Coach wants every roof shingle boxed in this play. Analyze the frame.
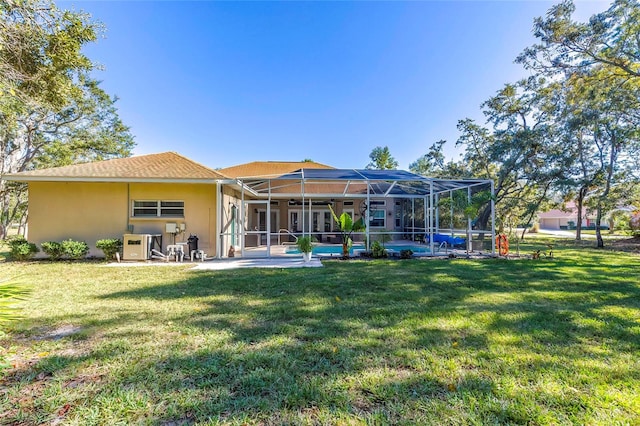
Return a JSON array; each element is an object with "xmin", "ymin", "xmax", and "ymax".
[
  {"xmin": 6, "ymin": 152, "xmax": 228, "ymax": 181},
  {"xmin": 219, "ymin": 161, "xmax": 334, "ymax": 179}
]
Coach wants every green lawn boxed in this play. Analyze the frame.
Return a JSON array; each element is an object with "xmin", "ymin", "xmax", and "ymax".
[{"xmin": 1, "ymin": 244, "xmax": 639, "ymax": 425}]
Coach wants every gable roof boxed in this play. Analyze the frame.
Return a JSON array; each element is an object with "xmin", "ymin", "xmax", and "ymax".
[
  {"xmin": 4, "ymin": 152, "xmax": 228, "ymax": 183},
  {"xmin": 219, "ymin": 161, "xmax": 334, "ymax": 179}
]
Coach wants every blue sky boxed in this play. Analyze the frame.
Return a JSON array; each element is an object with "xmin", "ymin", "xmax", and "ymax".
[{"xmin": 64, "ymin": 1, "xmax": 610, "ymax": 170}]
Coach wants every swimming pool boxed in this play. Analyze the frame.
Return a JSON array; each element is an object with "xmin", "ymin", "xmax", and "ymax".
[{"xmin": 285, "ymin": 244, "xmax": 430, "ymax": 255}]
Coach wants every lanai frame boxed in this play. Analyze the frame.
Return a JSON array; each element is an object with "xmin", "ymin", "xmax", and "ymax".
[{"xmin": 219, "ymin": 169, "xmax": 495, "ymax": 258}]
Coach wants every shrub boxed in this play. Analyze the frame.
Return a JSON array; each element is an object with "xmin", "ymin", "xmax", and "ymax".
[
  {"xmin": 371, "ymin": 241, "xmax": 387, "ymax": 258},
  {"xmin": 61, "ymin": 239, "xmax": 89, "ymax": 260},
  {"xmin": 400, "ymin": 249, "xmax": 413, "ymax": 259},
  {"xmin": 41, "ymin": 241, "xmax": 64, "ymax": 260},
  {"xmin": 295, "ymin": 236, "xmax": 315, "ymax": 253},
  {"xmin": 96, "ymin": 238, "xmax": 122, "ymax": 260},
  {"xmin": 7, "ymin": 236, "xmax": 39, "ymax": 261}
]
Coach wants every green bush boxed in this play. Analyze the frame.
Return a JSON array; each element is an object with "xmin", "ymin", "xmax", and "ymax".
[
  {"xmin": 295, "ymin": 236, "xmax": 315, "ymax": 253},
  {"xmin": 400, "ymin": 249, "xmax": 413, "ymax": 259},
  {"xmin": 371, "ymin": 241, "xmax": 387, "ymax": 258},
  {"xmin": 7, "ymin": 236, "xmax": 39, "ymax": 261},
  {"xmin": 41, "ymin": 241, "xmax": 64, "ymax": 260},
  {"xmin": 61, "ymin": 239, "xmax": 89, "ymax": 260},
  {"xmin": 96, "ymin": 238, "xmax": 122, "ymax": 260}
]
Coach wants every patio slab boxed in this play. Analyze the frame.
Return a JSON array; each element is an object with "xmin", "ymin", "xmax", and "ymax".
[
  {"xmin": 104, "ymin": 256, "xmax": 322, "ymax": 270},
  {"xmin": 190, "ymin": 257, "xmax": 323, "ymax": 270}
]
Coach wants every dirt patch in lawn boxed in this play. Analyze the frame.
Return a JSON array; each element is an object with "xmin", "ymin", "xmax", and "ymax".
[{"xmin": 610, "ymin": 236, "xmax": 640, "ymax": 253}]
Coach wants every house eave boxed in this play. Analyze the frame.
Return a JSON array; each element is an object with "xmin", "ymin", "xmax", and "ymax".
[{"xmin": 3, "ymin": 175, "xmax": 234, "ymax": 184}]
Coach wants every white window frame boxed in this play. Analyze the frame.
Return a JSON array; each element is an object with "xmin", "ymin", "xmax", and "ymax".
[
  {"xmin": 132, "ymin": 200, "xmax": 185, "ymax": 218},
  {"xmin": 369, "ymin": 208, "xmax": 386, "ymax": 228}
]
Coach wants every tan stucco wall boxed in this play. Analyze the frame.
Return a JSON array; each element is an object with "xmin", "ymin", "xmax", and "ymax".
[
  {"xmin": 28, "ymin": 181, "xmax": 217, "ymax": 258},
  {"xmin": 128, "ymin": 183, "xmax": 217, "ymax": 256},
  {"xmin": 28, "ymin": 182, "xmax": 129, "ymax": 257}
]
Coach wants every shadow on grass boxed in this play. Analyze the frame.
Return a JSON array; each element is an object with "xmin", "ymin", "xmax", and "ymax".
[{"xmin": 5, "ymin": 252, "xmax": 640, "ymax": 424}]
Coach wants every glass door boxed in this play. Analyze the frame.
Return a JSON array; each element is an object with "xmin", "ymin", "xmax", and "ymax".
[{"xmin": 243, "ymin": 201, "xmax": 269, "ymax": 256}]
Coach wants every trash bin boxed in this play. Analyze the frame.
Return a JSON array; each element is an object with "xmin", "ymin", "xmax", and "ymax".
[{"xmin": 187, "ymin": 234, "xmax": 199, "ymax": 256}]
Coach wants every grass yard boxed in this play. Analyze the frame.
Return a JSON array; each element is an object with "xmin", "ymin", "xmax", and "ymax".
[{"xmin": 1, "ymin": 243, "xmax": 639, "ymax": 425}]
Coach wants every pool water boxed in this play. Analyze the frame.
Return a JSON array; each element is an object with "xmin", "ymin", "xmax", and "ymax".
[{"xmin": 285, "ymin": 244, "xmax": 430, "ymax": 255}]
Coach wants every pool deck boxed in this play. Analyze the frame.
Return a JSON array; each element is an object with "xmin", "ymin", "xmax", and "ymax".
[{"xmin": 104, "ymin": 242, "xmax": 491, "ymax": 270}]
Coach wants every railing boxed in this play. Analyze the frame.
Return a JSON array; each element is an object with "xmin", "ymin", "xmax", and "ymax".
[{"xmin": 277, "ymin": 229, "xmax": 298, "ymax": 245}]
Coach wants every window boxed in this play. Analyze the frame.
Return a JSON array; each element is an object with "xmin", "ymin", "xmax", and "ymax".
[
  {"xmin": 133, "ymin": 200, "xmax": 184, "ymax": 217},
  {"xmin": 370, "ymin": 209, "xmax": 386, "ymax": 227}
]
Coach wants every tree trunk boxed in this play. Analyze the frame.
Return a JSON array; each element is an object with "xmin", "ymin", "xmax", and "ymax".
[
  {"xmin": 342, "ymin": 242, "xmax": 349, "ymax": 259},
  {"xmin": 595, "ymin": 206, "xmax": 604, "ymax": 248},
  {"xmin": 595, "ymin": 130, "xmax": 618, "ymax": 248},
  {"xmin": 575, "ymin": 187, "xmax": 587, "ymax": 241}
]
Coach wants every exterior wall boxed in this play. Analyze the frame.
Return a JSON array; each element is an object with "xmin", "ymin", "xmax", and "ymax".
[
  {"xmin": 539, "ymin": 218, "xmax": 562, "ymax": 230},
  {"xmin": 27, "ymin": 181, "xmax": 217, "ymax": 258},
  {"xmin": 28, "ymin": 182, "xmax": 128, "ymax": 257},
  {"xmin": 128, "ymin": 183, "xmax": 217, "ymax": 256},
  {"xmin": 539, "ymin": 217, "xmax": 592, "ymax": 230}
]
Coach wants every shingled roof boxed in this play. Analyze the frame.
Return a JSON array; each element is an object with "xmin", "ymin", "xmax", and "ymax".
[
  {"xmin": 5, "ymin": 152, "xmax": 228, "ymax": 182},
  {"xmin": 219, "ymin": 161, "xmax": 334, "ymax": 179}
]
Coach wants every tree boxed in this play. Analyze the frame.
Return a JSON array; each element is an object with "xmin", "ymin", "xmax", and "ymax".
[
  {"xmin": 366, "ymin": 146, "xmax": 398, "ymax": 170},
  {"xmin": 0, "ymin": 0, "xmax": 134, "ymax": 238},
  {"xmin": 410, "ymin": 140, "xmax": 472, "ymax": 179},
  {"xmin": 455, "ymin": 78, "xmax": 568, "ymax": 238},
  {"xmin": 517, "ymin": 0, "xmax": 640, "ymax": 80},
  {"xmin": 569, "ymin": 67, "xmax": 639, "ymax": 247},
  {"xmin": 409, "ymin": 140, "xmax": 445, "ymax": 176},
  {"xmin": 517, "ymin": 0, "xmax": 640, "ymax": 247}
]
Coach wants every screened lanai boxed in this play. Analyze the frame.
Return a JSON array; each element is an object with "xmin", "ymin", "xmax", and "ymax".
[{"xmin": 218, "ymin": 168, "xmax": 495, "ymax": 258}]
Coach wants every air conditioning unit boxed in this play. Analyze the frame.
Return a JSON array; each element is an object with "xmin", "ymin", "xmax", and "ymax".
[{"xmin": 123, "ymin": 234, "xmax": 150, "ymax": 260}]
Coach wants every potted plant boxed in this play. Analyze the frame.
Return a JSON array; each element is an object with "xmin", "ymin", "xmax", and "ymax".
[{"xmin": 296, "ymin": 236, "xmax": 315, "ymax": 262}]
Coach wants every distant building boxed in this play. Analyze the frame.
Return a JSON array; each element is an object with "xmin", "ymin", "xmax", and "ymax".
[{"xmin": 538, "ymin": 202, "xmax": 596, "ymax": 230}]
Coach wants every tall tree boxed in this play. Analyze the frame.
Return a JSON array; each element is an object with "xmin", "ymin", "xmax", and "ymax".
[
  {"xmin": 518, "ymin": 0, "xmax": 640, "ymax": 246},
  {"xmin": 366, "ymin": 146, "xmax": 398, "ymax": 170},
  {"xmin": 0, "ymin": 0, "xmax": 133, "ymax": 238},
  {"xmin": 455, "ymin": 78, "xmax": 567, "ymax": 237},
  {"xmin": 410, "ymin": 140, "xmax": 445, "ymax": 176},
  {"xmin": 517, "ymin": 0, "xmax": 640, "ymax": 79},
  {"xmin": 569, "ymin": 66, "xmax": 639, "ymax": 246}
]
